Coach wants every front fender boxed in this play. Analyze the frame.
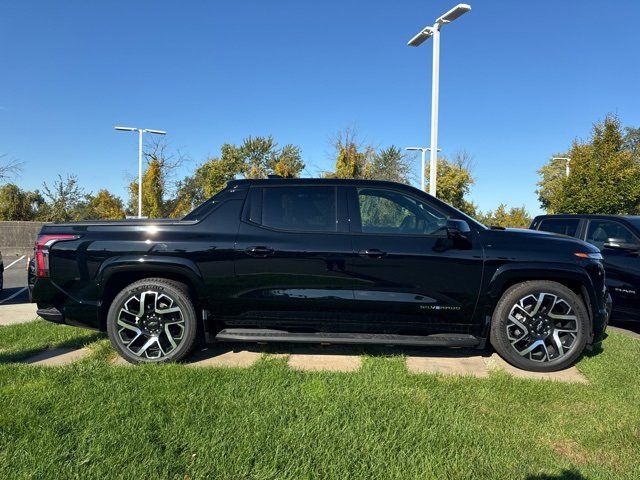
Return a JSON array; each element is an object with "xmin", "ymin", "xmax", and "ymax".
[
  {"xmin": 486, "ymin": 262, "xmax": 595, "ymax": 299},
  {"xmin": 96, "ymin": 255, "xmax": 207, "ymax": 299},
  {"xmin": 479, "ymin": 262, "xmax": 601, "ymax": 340}
]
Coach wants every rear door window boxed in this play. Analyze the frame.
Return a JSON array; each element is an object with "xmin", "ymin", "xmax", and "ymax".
[
  {"xmin": 537, "ymin": 218, "xmax": 580, "ymax": 237},
  {"xmin": 261, "ymin": 186, "xmax": 337, "ymax": 232}
]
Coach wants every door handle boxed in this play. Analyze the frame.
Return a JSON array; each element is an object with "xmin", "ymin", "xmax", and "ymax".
[
  {"xmin": 359, "ymin": 249, "xmax": 387, "ymax": 259},
  {"xmin": 245, "ymin": 246, "xmax": 275, "ymax": 257}
]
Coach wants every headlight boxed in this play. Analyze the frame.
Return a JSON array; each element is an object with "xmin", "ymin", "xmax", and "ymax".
[{"xmin": 574, "ymin": 252, "xmax": 603, "ymax": 260}]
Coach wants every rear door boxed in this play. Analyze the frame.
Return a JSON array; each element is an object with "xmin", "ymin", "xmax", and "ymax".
[
  {"xmin": 583, "ymin": 219, "xmax": 640, "ymax": 321},
  {"xmin": 343, "ymin": 185, "xmax": 484, "ymax": 335},
  {"xmin": 232, "ymin": 184, "xmax": 357, "ymax": 330}
]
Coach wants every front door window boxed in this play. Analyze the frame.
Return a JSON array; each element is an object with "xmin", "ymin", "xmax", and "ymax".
[
  {"xmin": 356, "ymin": 188, "xmax": 447, "ymax": 235},
  {"xmin": 586, "ymin": 220, "xmax": 638, "ymax": 250}
]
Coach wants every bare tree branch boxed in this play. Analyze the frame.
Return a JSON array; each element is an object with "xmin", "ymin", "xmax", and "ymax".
[{"xmin": 0, "ymin": 153, "xmax": 23, "ymax": 181}]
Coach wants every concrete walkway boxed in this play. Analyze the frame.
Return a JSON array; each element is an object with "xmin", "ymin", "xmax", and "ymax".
[
  {"xmin": 11, "ymin": 343, "xmax": 589, "ymax": 383},
  {"xmin": 0, "ymin": 303, "xmax": 38, "ymax": 326},
  {"xmin": 107, "ymin": 345, "xmax": 588, "ymax": 382}
]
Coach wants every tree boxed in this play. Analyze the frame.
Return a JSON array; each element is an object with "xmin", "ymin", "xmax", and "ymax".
[
  {"xmin": 0, "ymin": 184, "xmax": 43, "ymax": 220},
  {"xmin": 228, "ymin": 136, "xmax": 305, "ymax": 179},
  {"xmin": 0, "ymin": 154, "xmax": 22, "ymax": 182},
  {"xmin": 269, "ymin": 144, "xmax": 304, "ymax": 178},
  {"xmin": 326, "ymin": 128, "xmax": 370, "ymax": 179},
  {"xmin": 83, "ymin": 190, "xmax": 125, "ymax": 220},
  {"xmin": 536, "ymin": 155, "xmax": 569, "ymax": 213},
  {"xmin": 40, "ymin": 174, "xmax": 87, "ymax": 222},
  {"xmin": 427, "ymin": 151, "xmax": 477, "ymax": 216},
  {"xmin": 478, "ymin": 204, "xmax": 532, "ymax": 228},
  {"xmin": 623, "ymin": 126, "xmax": 640, "ymax": 160},
  {"xmin": 171, "ymin": 151, "xmax": 243, "ymax": 217},
  {"xmin": 537, "ymin": 116, "xmax": 640, "ymax": 214},
  {"xmin": 127, "ymin": 139, "xmax": 185, "ymax": 218},
  {"xmin": 171, "ymin": 136, "xmax": 305, "ymax": 217},
  {"xmin": 363, "ymin": 146, "xmax": 412, "ymax": 184}
]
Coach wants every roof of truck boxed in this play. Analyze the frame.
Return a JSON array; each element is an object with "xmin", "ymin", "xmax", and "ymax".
[{"xmin": 227, "ymin": 177, "xmax": 426, "ymax": 190}]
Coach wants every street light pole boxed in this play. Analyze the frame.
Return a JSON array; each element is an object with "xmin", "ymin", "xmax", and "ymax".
[
  {"xmin": 115, "ymin": 126, "xmax": 167, "ymax": 218},
  {"xmin": 408, "ymin": 3, "xmax": 471, "ymax": 198},
  {"xmin": 405, "ymin": 147, "xmax": 430, "ymax": 191},
  {"xmin": 405, "ymin": 146, "xmax": 441, "ymax": 192},
  {"xmin": 137, "ymin": 129, "xmax": 143, "ymax": 219},
  {"xmin": 429, "ymin": 27, "xmax": 440, "ymax": 197},
  {"xmin": 553, "ymin": 157, "xmax": 571, "ymax": 177}
]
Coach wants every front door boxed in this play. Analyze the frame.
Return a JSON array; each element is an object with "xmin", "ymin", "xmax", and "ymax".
[
  {"xmin": 343, "ymin": 186, "xmax": 484, "ymax": 335},
  {"xmin": 584, "ymin": 219, "xmax": 640, "ymax": 321},
  {"xmin": 232, "ymin": 184, "xmax": 356, "ymax": 331}
]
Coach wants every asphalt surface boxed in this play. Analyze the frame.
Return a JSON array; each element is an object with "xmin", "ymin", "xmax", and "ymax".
[{"xmin": 0, "ymin": 254, "xmax": 29, "ymax": 305}]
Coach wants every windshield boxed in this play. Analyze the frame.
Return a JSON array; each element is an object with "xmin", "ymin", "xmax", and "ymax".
[{"xmin": 624, "ymin": 217, "xmax": 640, "ymax": 232}]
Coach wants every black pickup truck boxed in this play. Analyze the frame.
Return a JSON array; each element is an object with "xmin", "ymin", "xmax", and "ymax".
[
  {"xmin": 531, "ymin": 214, "xmax": 640, "ymax": 323},
  {"xmin": 30, "ymin": 178, "xmax": 610, "ymax": 371}
]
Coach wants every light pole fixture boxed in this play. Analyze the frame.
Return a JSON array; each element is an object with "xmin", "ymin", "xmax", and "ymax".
[
  {"xmin": 408, "ymin": 3, "xmax": 471, "ymax": 197},
  {"xmin": 115, "ymin": 126, "xmax": 167, "ymax": 218},
  {"xmin": 552, "ymin": 157, "xmax": 571, "ymax": 177},
  {"xmin": 405, "ymin": 146, "xmax": 441, "ymax": 193}
]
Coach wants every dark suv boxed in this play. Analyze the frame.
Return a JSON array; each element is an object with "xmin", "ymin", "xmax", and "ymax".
[
  {"xmin": 30, "ymin": 179, "xmax": 609, "ymax": 371},
  {"xmin": 531, "ymin": 214, "xmax": 640, "ymax": 322}
]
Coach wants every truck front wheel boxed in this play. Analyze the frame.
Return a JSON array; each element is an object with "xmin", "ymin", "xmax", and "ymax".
[
  {"xmin": 106, "ymin": 278, "xmax": 198, "ymax": 364},
  {"xmin": 490, "ymin": 280, "xmax": 589, "ymax": 372}
]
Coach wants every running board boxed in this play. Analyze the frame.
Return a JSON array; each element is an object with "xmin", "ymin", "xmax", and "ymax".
[{"xmin": 215, "ymin": 329, "xmax": 480, "ymax": 348}]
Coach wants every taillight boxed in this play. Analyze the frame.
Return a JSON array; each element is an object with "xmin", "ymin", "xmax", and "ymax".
[{"xmin": 35, "ymin": 234, "xmax": 78, "ymax": 278}]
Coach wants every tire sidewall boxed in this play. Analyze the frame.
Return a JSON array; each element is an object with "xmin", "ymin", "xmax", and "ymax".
[
  {"xmin": 107, "ymin": 279, "xmax": 197, "ymax": 364},
  {"xmin": 490, "ymin": 281, "xmax": 589, "ymax": 372}
]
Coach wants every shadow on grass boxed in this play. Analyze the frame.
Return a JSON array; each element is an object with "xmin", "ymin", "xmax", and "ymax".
[
  {"xmin": 0, "ymin": 331, "xmax": 105, "ymax": 364},
  {"xmin": 526, "ymin": 468, "xmax": 587, "ymax": 480},
  {"xmin": 582, "ymin": 340, "xmax": 605, "ymax": 359}
]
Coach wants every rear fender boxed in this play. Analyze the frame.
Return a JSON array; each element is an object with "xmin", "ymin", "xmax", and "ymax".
[{"xmin": 96, "ymin": 255, "xmax": 207, "ymax": 300}]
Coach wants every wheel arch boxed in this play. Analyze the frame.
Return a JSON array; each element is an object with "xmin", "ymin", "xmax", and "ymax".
[
  {"xmin": 481, "ymin": 263, "xmax": 597, "ymax": 342},
  {"xmin": 96, "ymin": 256, "xmax": 206, "ymax": 331}
]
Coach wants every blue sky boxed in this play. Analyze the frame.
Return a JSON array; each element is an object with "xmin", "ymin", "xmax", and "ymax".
[{"xmin": 1, "ymin": 0, "xmax": 639, "ymax": 215}]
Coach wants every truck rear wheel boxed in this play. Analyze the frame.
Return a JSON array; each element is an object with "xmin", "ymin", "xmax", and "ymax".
[
  {"xmin": 106, "ymin": 278, "xmax": 198, "ymax": 364},
  {"xmin": 490, "ymin": 280, "xmax": 589, "ymax": 372}
]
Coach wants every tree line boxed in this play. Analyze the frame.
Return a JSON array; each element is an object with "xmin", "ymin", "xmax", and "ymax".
[
  {"xmin": 537, "ymin": 115, "xmax": 640, "ymax": 214},
  {"xmin": 3, "ymin": 116, "xmax": 636, "ymax": 227},
  {"xmin": 0, "ymin": 130, "xmax": 532, "ymax": 227}
]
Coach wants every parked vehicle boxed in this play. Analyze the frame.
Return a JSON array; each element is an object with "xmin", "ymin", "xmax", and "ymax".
[
  {"xmin": 29, "ymin": 179, "xmax": 610, "ymax": 371},
  {"xmin": 531, "ymin": 214, "xmax": 640, "ymax": 323}
]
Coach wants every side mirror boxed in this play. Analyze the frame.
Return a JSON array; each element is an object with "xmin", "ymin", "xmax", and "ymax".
[
  {"xmin": 603, "ymin": 238, "xmax": 640, "ymax": 252},
  {"xmin": 446, "ymin": 219, "xmax": 471, "ymax": 237}
]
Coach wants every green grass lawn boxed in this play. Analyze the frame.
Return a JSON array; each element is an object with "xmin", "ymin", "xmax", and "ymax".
[{"xmin": 1, "ymin": 321, "xmax": 639, "ymax": 479}]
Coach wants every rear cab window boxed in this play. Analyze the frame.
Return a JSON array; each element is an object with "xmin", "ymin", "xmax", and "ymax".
[{"xmin": 247, "ymin": 186, "xmax": 337, "ymax": 233}]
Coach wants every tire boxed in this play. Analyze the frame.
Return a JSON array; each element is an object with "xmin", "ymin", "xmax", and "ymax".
[
  {"xmin": 106, "ymin": 278, "xmax": 198, "ymax": 364},
  {"xmin": 489, "ymin": 280, "xmax": 589, "ymax": 372}
]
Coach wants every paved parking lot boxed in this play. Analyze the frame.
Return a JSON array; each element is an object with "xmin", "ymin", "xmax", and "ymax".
[{"xmin": 0, "ymin": 254, "xmax": 37, "ymax": 326}]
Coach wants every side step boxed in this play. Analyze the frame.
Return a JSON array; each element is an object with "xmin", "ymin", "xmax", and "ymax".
[{"xmin": 215, "ymin": 328, "xmax": 480, "ymax": 348}]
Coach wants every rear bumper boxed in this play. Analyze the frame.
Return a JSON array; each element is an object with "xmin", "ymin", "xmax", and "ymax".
[
  {"xmin": 30, "ymin": 276, "xmax": 100, "ymax": 330},
  {"xmin": 36, "ymin": 306, "xmax": 65, "ymax": 324}
]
